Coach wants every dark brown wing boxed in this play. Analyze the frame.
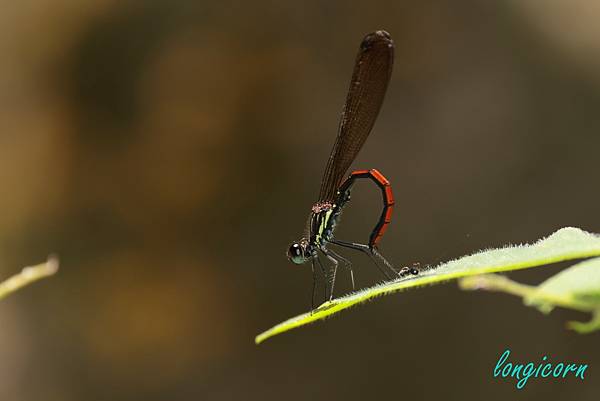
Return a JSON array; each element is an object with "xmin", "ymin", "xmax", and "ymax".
[{"xmin": 318, "ymin": 30, "xmax": 394, "ymax": 202}]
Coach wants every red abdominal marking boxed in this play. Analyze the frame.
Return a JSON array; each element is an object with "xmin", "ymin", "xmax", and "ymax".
[{"xmin": 338, "ymin": 168, "xmax": 394, "ymax": 248}]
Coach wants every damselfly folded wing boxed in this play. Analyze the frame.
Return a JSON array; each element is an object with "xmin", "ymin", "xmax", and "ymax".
[{"xmin": 318, "ymin": 31, "xmax": 394, "ymax": 202}]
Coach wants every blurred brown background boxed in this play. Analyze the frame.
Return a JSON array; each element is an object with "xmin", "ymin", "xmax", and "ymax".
[{"xmin": 0, "ymin": 0, "xmax": 599, "ymax": 399}]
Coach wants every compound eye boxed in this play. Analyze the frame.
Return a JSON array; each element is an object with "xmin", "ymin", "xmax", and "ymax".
[{"xmin": 287, "ymin": 243, "xmax": 306, "ymax": 265}]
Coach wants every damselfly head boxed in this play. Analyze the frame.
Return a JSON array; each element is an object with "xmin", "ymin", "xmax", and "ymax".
[{"xmin": 287, "ymin": 239, "xmax": 309, "ymax": 265}]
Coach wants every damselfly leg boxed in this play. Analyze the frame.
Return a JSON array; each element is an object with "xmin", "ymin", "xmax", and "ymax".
[
  {"xmin": 330, "ymin": 239, "xmax": 396, "ymax": 279},
  {"xmin": 311, "ymin": 253, "xmax": 328, "ymax": 311},
  {"xmin": 326, "ymin": 248, "xmax": 355, "ymax": 290}
]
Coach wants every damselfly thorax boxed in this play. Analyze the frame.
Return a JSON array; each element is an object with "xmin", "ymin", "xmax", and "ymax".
[{"xmin": 308, "ymin": 201, "xmax": 340, "ymax": 248}]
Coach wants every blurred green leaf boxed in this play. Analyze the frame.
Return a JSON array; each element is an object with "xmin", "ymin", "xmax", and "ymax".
[
  {"xmin": 0, "ymin": 256, "xmax": 59, "ymax": 300},
  {"xmin": 461, "ymin": 257, "xmax": 600, "ymax": 334},
  {"xmin": 256, "ymin": 227, "xmax": 600, "ymax": 344},
  {"xmin": 529, "ymin": 257, "xmax": 600, "ymax": 308}
]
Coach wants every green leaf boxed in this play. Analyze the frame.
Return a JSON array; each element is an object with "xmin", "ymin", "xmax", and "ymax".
[
  {"xmin": 256, "ymin": 227, "xmax": 600, "ymax": 344},
  {"xmin": 0, "ymin": 256, "xmax": 59, "ymax": 300},
  {"xmin": 460, "ymin": 257, "xmax": 600, "ymax": 333},
  {"xmin": 528, "ymin": 257, "xmax": 600, "ymax": 309}
]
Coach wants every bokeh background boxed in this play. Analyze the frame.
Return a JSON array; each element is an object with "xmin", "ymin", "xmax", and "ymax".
[{"xmin": 1, "ymin": 0, "xmax": 599, "ymax": 399}]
